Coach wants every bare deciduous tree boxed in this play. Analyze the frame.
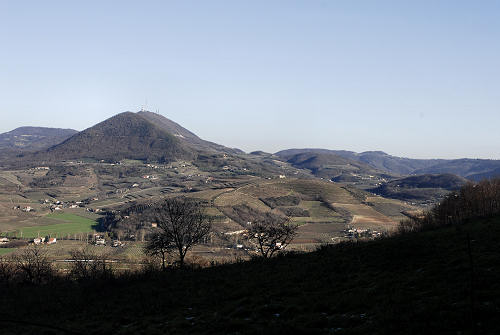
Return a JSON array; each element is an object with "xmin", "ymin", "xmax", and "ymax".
[
  {"xmin": 13, "ymin": 246, "xmax": 54, "ymax": 284},
  {"xmin": 69, "ymin": 247, "xmax": 113, "ymax": 280},
  {"xmin": 248, "ymin": 215, "xmax": 297, "ymax": 258},
  {"xmin": 143, "ymin": 231, "xmax": 173, "ymax": 270},
  {"xmin": 0, "ymin": 257, "xmax": 15, "ymax": 283},
  {"xmin": 140, "ymin": 197, "xmax": 212, "ymax": 267}
]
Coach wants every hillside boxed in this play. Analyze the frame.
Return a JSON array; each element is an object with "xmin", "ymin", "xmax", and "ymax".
[
  {"xmin": 276, "ymin": 149, "xmax": 444, "ymax": 175},
  {"xmin": 0, "ymin": 127, "xmax": 77, "ymax": 152},
  {"xmin": 138, "ymin": 111, "xmax": 243, "ymax": 155},
  {"xmin": 40, "ymin": 112, "xmax": 194, "ymax": 162},
  {"xmin": 275, "ymin": 150, "xmax": 391, "ymax": 184},
  {"xmin": 371, "ymin": 173, "xmax": 468, "ymax": 202},
  {"xmin": 1, "ymin": 216, "xmax": 498, "ymax": 334}
]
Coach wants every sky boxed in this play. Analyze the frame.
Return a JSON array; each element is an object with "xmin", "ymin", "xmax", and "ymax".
[{"xmin": 0, "ymin": 1, "xmax": 499, "ymax": 159}]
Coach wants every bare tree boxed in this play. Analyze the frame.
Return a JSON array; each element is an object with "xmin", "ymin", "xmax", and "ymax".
[
  {"xmin": 69, "ymin": 247, "xmax": 113, "ymax": 280},
  {"xmin": 248, "ymin": 215, "xmax": 298, "ymax": 258},
  {"xmin": 143, "ymin": 231, "xmax": 173, "ymax": 270},
  {"xmin": 0, "ymin": 257, "xmax": 15, "ymax": 283},
  {"xmin": 13, "ymin": 246, "xmax": 54, "ymax": 283},
  {"xmin": 140, "ymin": 197, "xmax": 212, "ymax": 267}
]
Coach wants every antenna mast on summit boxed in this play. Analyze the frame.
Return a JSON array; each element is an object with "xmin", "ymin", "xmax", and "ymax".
[{"xmin": 140, "ymin": 98, "xmax": 149, "ymax": 113}]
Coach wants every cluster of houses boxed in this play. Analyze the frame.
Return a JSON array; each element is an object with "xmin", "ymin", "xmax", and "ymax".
[
  {"xmin": 223, "ymin": 229, "xmax": 253, "ymax": 251},
  {"xmin": 112, "ymin": 240, "xmax": 124, "ymax": 247},
  {"xmin": 93, "ymin": 234, "xmax": 106, "ymax": 246},
  {"xmin": 47, "ymin": 199, "xmax": 80, "ymax": 212},
  {"xmin": 32, "ymin": 237, "xmax": 57, "ymax": 245},
  {"xmin": 343, "ymin": 228, "xmax": 382, "ymax": 239},
  {"xmin": 12, "ymin": 205, "xmax": 34, "ymax": 212},
  {"xmin": 42, "ymin": 197, "xmax": 101, "ymax": 213},
  {"xmin": 13, "ymin": 198, "xmax": 92, "ymax": 213},
  {"xmin": 91, "ymin": 234, "xmax": 124, "ymax": 248}
]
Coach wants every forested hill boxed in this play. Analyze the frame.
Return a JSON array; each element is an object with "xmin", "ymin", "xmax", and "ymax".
[{"xmin": 40, "ymin": 112, "xmax": 194, "ymax": 162}]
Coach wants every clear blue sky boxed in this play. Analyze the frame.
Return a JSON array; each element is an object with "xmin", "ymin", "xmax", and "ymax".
[{"xmin": 1, "ymin": 1, "xmax": 499, "ymax": 159}]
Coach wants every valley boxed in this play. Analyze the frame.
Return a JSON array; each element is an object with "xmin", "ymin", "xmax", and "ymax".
[
  {"xmin": 0, "ymin": 110, "xmax": 496, "ymax": 268},
  {"xmin": 0, "ymin": 157, "xmax": 416, "ymax": 264}
]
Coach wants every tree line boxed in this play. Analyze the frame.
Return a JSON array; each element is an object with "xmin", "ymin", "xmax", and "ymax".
[{"xmin": 399, "ymin": 178, "xmax": 500, "ymax": 232}]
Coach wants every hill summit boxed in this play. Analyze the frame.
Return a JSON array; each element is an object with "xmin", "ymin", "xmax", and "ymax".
[
  {"xmin": 43, "ymin": 112, "xmax": 193, "ymax": 162},
  {"xmin": 138, "ymin": 111, "xmax": 242, "ymax": 154}
]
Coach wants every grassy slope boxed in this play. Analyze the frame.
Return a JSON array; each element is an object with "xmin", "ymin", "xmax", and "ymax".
[
  {"xmin": 10, "ymin": 213, "xmax": 98, "ymax": 238},
  {"xmin": 1, "ymin": 217, "xmax": 499, "ymax": 334}
]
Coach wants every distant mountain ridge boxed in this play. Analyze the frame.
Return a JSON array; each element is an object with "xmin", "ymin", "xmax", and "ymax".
[
  {"xmin": 2, "ymin": 115, "xmax": 499, "ymax": 182},
  {"xmin": 276, "ymin": 148, "xmax": 500, "ymax": 180},
  {"xmin": 0, "ymin": 126, "xmax": 77, "ymax": 152}
]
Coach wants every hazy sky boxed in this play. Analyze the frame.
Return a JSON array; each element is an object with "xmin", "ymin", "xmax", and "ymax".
[{"xmin": 1, "ymin": 1, "xmax": 499, "ymax": 159}]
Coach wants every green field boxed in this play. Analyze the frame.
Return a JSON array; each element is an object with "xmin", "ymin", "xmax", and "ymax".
[
  {"xmin": 13, "ymin": 213, "xmax": 98, "ymax": 238},
  {"xmin": 0, "ymin": 248, "xmax": 15, "ymax": 256}
]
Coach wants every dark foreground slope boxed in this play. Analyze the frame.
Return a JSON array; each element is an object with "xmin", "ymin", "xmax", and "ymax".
[{"xmin": 2, "ymin": 217, "xmax": 500, "ymax": 334}]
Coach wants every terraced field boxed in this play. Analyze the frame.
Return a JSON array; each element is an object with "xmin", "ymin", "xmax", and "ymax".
[
  {"xmin": 206, "ymin": 178, "xmax": 414, "ymax": 244},
  {"xmin": 364, "ymin": 196, "xmax": 417, "ymax": 220},
  {"xmin": 332, "ymin": 203, "xmax": 398, "ymax": 231}
]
